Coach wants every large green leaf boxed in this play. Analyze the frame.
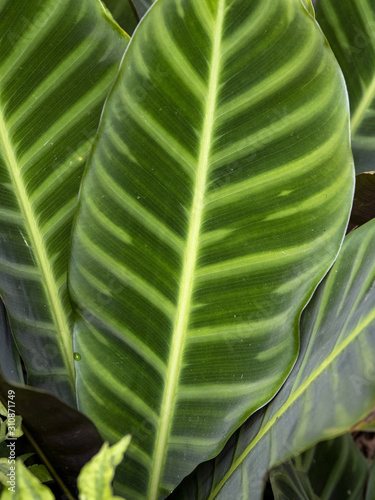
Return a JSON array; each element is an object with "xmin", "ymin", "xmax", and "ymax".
[
  {"xmin": 270, "ymin": 435, "xmax": 369, "ymax": 500},
  {"xmin": 69, "ymin": 0, "xmax": 353, "ymax": 497},
  {"xmin": 316, "ymin": 0, "xmax": 375, "ymax": 174},
  {"xmin": 0, "ymin": 0, "xmax": 129, "ymax": 403},
  {"xmin": 0, "ymin": 300, "xmax": 103, "ymax": 495},
  {"xmin": 171, "ymin": 218, "xmax": 375, "ymax": 500}
]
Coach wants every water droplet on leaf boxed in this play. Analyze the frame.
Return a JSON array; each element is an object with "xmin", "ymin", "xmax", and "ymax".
[{"xmin": 73, "ymin": 352, "xmax": 81, "ymax": 361}]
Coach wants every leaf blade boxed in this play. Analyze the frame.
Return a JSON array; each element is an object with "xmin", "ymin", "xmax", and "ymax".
[
  {"xmin": 0, "ymin": 461, "xmax": 54, "ymax": 500},
  {"xmin": 0, "ymin": 370, "xmax": 104, "ymax": 495},
  {"xmin": 316, "ymin": 0, "xmax": 375, "ymax": 174},
  {"xmin": 103, "ymin": 0, "xmax": 139, "ymax": 34},
  {"xmin": 70, "ymin": 0, "xmax": 354, "ymax": 497},
  {"xmin": 270, "ymin": 435, "xmax": 368, "ymax": 500},
  {"xmin": 78, "ymin": 436, "xmax": 130, "ymax": 500},
  {"xmin": 132, "ymin": 0, "xmax": 153, "ymax": 17},
  {"xmin": 0, "ymin": 0, "xmax": 129, "ymax": 402},
  {"xmin": 171, "ymin": 218, "xmax": 375, "ymax": 500}
]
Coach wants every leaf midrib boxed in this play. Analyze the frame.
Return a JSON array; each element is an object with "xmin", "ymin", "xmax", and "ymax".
[
  {"xmin": 147, "ymin": 1, "xmax": 226, "ymax": 497},
  {"xmin": 0, "ymin": 105, "xmax": 74, "ymax": 386},
  {"xmin": 210, "ymin": 302, "xmax": 375, "ymax": 498}
]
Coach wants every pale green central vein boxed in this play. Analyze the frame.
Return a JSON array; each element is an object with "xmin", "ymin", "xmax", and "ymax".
[
  {"xmin": 210, "ymin": 304, "xmax": 375, "ymax": 498},
  {"xmin": 0, "ymin": 106, "xmax": 74, "ymax": 386},
  {"xmin": 351, "ymin": 72, "xmax": 375, "ymax": 134},
  {"xmin": 147, "ymin": 2, "xmax": 225, "ymax": 498}
]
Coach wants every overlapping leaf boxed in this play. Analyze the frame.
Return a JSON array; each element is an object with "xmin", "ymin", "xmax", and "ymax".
[
  {"xmin": 77, "ymin": 436, "xmax": 131, "ymax": 500},
  {"xmin": 270, "ymin": 462, "xmax": 318, "ymax": 500},
  {"xmin": 348, "ymin": 172, "xmax": 375, "ymax": 232},
  {"xmin": 171, "ymin": 218, "xmax": 375, "ymax": 500},
  {"xmin": 316, "ymin": 0, "xmax": 375, "ymax": 174},
  {"xmin": 353, "ymin": 407, "xmax": 375, "ymax": 431},
  {"xmin": 0, "ymin": 461, "xmax": 54, "ymax": 500},
  {"xmin": 0, "ymin": 369, "xmax": 104, "ymax": 496},
  {"xmin": 0, "ymin": 0, "xmax": 129, "ymax": 403},
  {"xmin": 103, "ymin": 0, "xmax": 139, "ymax": 34},
  {"xmin": 0, "ymin": 301, "xmax": 23, "ymax": 384},
  {"xmin": 270, "ymin": 435, "xmax": 369, "ymax": 500},
  {"xmin": 132, "ymin": 0, "xmax": 153, "ymax": 18},
  {"xmin": 69, "ymin": 0, "xmax": 353, "ymax": 497}
]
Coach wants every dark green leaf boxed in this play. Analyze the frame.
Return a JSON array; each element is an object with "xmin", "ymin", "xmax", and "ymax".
[
  {"xmin": 348, "ymin": 173, "xmax": 375, "ymax": 233},
  {"xmin": 103, "ymin": 0, "xmax": 139, "ymax": 34},
  {"xmin": 170, "ymin": 218, "xmax": 375, "ymax": 500},
  {"xmin": 367, "ymin": 459, "xmax": 375, "ymax": 500},
  {"xmin": 0, "ymin": 0, "xmax": 129, "ymax": 404},
  {"xmin": 270, "ymin": 462, "xmax": 318, "ymax": 500},
  {"xmin": 316, "ymin": 0, "xmax": 375, "ymax": 174},
  {"xmin": 132, "ymin": 0, "xmax": 153, "ymax": 18},
  {"xmin": 0, "ymin": 301, "xmax": 23, "ymax": 385},
  {"xmin": 271, "ymin": 435, "xmax": 368, "ymax": 500},
  {"xmin": 69, "ymin": 0, "xmax": 353, "ymax": 498}
]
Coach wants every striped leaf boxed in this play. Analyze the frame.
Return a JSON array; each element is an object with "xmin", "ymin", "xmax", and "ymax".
[
  {"xmin": 316, "ymin": 0, "xmax": 375, "ymax": 174},
  {"xmin": 69, "ymin": 0, "xmax": 353, "ymax": 497},
  {"xmin": 270, "ymin": 435, "xmax": 369, "ymax": 500},
  {"xmin": 103, "ymin": 0, "xmax": 139, "ymax": 34},
  {"xmin": 0, "ymin": 0, "xmax": 129, "ymax": 403},
  {"xmin": 171, "ymin": 218, "xmax": 375, "ymax": 500}
]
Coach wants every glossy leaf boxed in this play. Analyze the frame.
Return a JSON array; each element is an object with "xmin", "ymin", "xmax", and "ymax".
[
  {"xmin": 0, "ymin": 0, "xmax": 129, "ymax": 403},
  {"xmin": 270, "ymin": 435, "xmax": 368, "ymax": 500},
  {"xmin": 104, "ymin": 0, "xmax": 139, "ymax": 34},
  {"xmin": 69, "ymin": 0, "xmax": 353, "ymax": 497},
  {"xmin": 316, "ymin": 0, "xmax": 375, "ymax": 174},
  {"xmin": 170, "ymin": 218, "xmax": 375, "ymax": 500},
  {"xmin": 78, "ymin": 436, "xmax": 131, "ymax": 500}
]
